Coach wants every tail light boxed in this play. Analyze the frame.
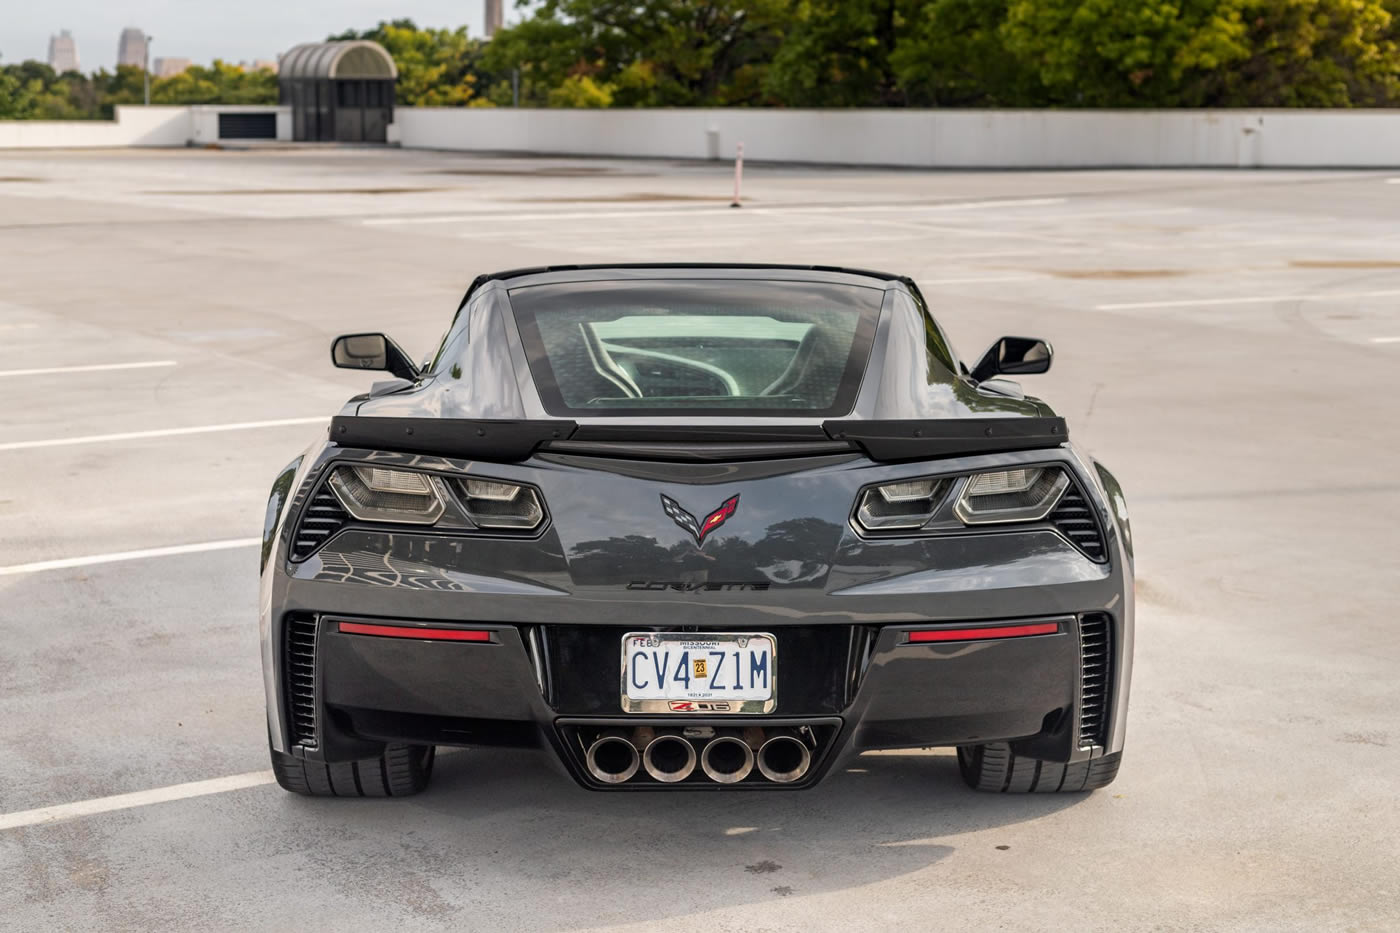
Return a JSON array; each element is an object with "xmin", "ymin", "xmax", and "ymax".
[
  {"xmin": 953, "ymin": 467, "xmax": 1068, "ymax": 524},
  {"xmin": 451, "ymin": 478, "xmax": 545, "ymax": 530},
  {"xmin": 325, "ymin": 466, "xmax": 545, "ymax": 533},
  {"xmin": 853, "ymin": 478, "xmax": 951, "ymax": 532}
]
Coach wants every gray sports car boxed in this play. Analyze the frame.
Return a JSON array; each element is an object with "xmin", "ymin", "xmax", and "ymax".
[{"xmin": 260, "ymin": 264, "xmax": 1133, "ymax": 795}]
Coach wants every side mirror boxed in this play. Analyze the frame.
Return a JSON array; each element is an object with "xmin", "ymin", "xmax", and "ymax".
[
  {"xmin": 331, "ymin": 333, "xmax": 420, "ymax": 381},
  {"xmin": 970, "ymin": 336, "xmax": 1052, "ymax": 383}
]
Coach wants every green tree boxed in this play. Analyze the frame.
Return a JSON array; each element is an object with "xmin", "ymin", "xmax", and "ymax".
[
  {"xmin": 331, "ymin": 20, "xmax": 484, "ymax": 106},
  {"xmin": 549, "ymin": 73, "xmax": 615, "ymax": 106},
  {"xmin": 0, "ymin": 70, "xmax": 40, "ymax": 119},
  {"xmin": 766, "ymin": 0, "xmax": 905, "ymax": 107},
  {"xmin": 1000, "ymin": 0, "xmax": 1253, "ymax": 106},
  {"xmin": 483, "ymin": 0, "xmax": 789, "ymax": 106},
  {"xmin": 890, "ymin": 0, "xmax": 1045, "ymax": 106},
  {"xmin": 1213, "ymin": 0, "xmax": 1400, "ymax": 105}
]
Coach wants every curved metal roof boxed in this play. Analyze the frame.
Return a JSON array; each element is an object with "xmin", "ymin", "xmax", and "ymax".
[{"xmin": 279, "ymin": 41, "xmax": 397, "ymax": 81}]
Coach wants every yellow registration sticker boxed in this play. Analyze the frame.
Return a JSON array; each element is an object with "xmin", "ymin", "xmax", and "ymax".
[{"xmin": 693, "ymin": 658, "xmax": 708, "ymax": 678}]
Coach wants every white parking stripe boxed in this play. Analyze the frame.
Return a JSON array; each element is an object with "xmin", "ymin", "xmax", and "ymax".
[
  {"xmin": 0, "ymin": 360, "xmax": 177, "ymax": 378},
  {"xmin": 1096, "ymin": 289, "xmax": 1400, "ymax": 311},
  {"xmin": 920, "ymin": 274, "xmax": 1041, "ymax": 286},
  {"xmin": 366, "ymin": 196, "xmax": 1068, "ymax": 227},
  {"xmin": 1372, "ymin": 336, "xmax": 1400, "ymax": 343},
  {"xmin": 0, "ymin": 416, "xmax": 326, "ymax": 452},
  {"xmin": 0, "ymin": 538, "xmax": 260, "ymax": 576},
  {"xmin": 0, "ymin": 771, "xmax": 276, "ymax": 831}
]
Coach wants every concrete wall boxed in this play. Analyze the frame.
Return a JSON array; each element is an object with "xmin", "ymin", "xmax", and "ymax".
[
  {"xmin": 0, "ymin": 107, "xmax": 192, "ymax": 149},
  {"xmin": 0, "ymin": 105, "xmax": 291, "ymax": 148},
  {"xmin": 394, "ymin": 107, "xmax": 1400, "ymax": 168}
]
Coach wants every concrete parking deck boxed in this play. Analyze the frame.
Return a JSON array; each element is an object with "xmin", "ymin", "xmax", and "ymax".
[{"xmin": 1, "ymin": 148, "xmax": 1397, "ymax": 931}]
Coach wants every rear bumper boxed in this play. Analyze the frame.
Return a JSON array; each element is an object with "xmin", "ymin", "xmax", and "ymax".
[{"xmin": 274, "ymin": 611, "xmax": 1121, "ymax": 789}]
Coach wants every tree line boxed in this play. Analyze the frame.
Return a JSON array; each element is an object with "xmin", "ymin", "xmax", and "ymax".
[
  {"xmin": 0, "ymin": 61, "xmax": 277, "ymax": 120},
  {"xmin": 5, "ymin": 0, "xmax": 1399, "ymax": 119}
]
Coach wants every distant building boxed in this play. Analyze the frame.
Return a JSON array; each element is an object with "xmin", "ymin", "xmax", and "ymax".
[
  {"xmin": 250, "ymin": 59, "xmax": 279, "ymax": 73},
  {"xmin": 117, "ymin": 28, "xmax": 148, "ymax": 68},
  {"xmin": 484, "ymin": 0, "xmax": 504, "ymax": 37},
  {"xmin": 48, "ymin": 30, "xmax": 80, "ymax": 73},
  {"xmin": 153, "ymin": 57, "xmax": 191, "ymax": 77}
]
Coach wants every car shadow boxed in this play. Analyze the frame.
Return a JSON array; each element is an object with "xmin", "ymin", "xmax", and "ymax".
[{"xmin": 288, "ymin": 745, "xmax": 1089, "ymax": 928}]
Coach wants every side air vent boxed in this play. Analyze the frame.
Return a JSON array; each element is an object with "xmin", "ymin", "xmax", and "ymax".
[
  {"xmin": 845, "ymin": 625, "xmax": 880, "ymax": 705},
  {"xmin": 1050, "ymin": 484, "xmax": 1107, "ymax": 561},
  {"xmin": 290, "ymin": 484, "xmax": 349, "ymax": 561},
  {"xmin": 284, "ymin": 614, "xmax": 319, "ymax": 747},
  {"xmin": 1077, "ymin": 614, "xmax": 1111, "ymax": 749}
]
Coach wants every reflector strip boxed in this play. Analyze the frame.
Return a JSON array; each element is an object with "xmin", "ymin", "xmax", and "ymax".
[
  {"xmin": 337, "ymin": 622, "xmax": 492, "ymax": 642},
  {"xmin": 907, "ymin": 622, "xmax": 1058, "ymax": 643}
]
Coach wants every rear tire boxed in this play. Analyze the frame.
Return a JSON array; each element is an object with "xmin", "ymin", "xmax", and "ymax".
[
  {"xmin": 271, "ymin": 742, "xmax": 436, "ymax": 797},
  {"xmin": 957, "ymin": 743, "xmax": 1120, "ymax": 793}
]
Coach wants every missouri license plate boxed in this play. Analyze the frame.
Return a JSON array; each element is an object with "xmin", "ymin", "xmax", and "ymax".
[{"xmin": 621, "ymin": 632, "xmax": 776, "ymax": 714}]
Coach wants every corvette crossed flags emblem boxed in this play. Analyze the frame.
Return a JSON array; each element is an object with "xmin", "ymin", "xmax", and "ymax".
[{"xmin": 660, "ymin": 493, "xmax": 740, "ymax": 547}]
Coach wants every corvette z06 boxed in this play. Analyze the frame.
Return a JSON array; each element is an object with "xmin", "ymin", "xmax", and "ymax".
[{"xmin": 260, "ymin": 265, "xmax": 1133, "ymax": 795}]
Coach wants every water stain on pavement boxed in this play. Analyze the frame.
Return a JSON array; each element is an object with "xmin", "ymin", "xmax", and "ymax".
[{"xmin": 745, "ymin": 860, "xmax": 782, "ymax": 874}]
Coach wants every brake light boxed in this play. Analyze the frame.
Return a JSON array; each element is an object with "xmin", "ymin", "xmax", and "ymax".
[
  {"xmin": 907, "ymin": 622, "xmax": 1058, "ymax": 643},
  {"xmin": 337, "ymin": 622, "xmax": 492, "ymax": 642}
]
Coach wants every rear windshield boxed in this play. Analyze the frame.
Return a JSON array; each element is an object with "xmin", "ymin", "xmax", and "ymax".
[{"xmin": 508, "ymin": 279, "xmax": 882, "ymax": 417}]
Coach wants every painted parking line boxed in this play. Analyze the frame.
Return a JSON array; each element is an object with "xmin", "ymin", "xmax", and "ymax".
[
  {"xmin": 1096, "ymin": 289, "xmax": 1400, "ymax": 311},
  {"xmin": 0, "ymin": 360, "xmax": 177, "ymax": 378},
  {"xmin": 366, "ymin": 196, "xmax": 1069, "ymax": 227},
  {"xmin": 0, "ymin": 538, "xmax": 260, "ymax": 576},
  {"xmin": 0, "ymin": 416, "xmax": 326, "ymax": 452},
  {"xmin": 1372, "ymin": 336, "xmax": 1400, "ymax": 344},
  {"xmin": 920, "ymin": 274, "xmax": 1042, "ymax": 286},
  {"xmin": 0, "ymin": 771, "xmax": 276, "ymax": 832}
]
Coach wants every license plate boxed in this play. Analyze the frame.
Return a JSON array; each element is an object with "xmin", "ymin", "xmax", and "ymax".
[{"xmin": 621, "ymin": 632, "xmax": 776, "ymax": 714}]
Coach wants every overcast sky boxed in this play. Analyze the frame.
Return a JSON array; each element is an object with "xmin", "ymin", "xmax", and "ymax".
[{"xmin": 2, "ymin": 2, "xmax": 520, "ymax": 72}]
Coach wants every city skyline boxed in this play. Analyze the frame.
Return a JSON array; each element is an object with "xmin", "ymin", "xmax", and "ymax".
[
  {"xmin": 47, "ymin": 29, "xmax": 79, "ymax": 72},
  {"xmin": 1, "ymin": 1, "xmax": 505, "ymax": 72}
]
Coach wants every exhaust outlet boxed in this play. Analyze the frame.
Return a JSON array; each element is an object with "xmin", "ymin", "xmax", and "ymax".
[
  {"xmin": 643, "ymin": 734, "xmax": 697, "ymax": 783},
  {"xmin": 757, "ymin": 733, "xmax": 812, "ymax": 784},
  {"xmin": 700, "ymin": 735, "xmax": 755, "ymax": 784},
  {"xmin": 585, "ymin": 732, "xmax": 640, "ymax": 784}
]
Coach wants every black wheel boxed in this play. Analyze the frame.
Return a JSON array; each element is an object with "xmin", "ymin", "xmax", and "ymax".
[
  {"xmin": 271, "ymin": 741, "xmax": 436, "ymax": 797},
  {"xmin": 957, "ymin": 743, "xmax": 1121, "ymax": 793}
]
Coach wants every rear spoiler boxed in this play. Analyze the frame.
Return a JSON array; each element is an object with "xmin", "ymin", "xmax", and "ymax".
[{"xmin": 328, "ymin": 416, "xmax": 1068, "ymax": 463}]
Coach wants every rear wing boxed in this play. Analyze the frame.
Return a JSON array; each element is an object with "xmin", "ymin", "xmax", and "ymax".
[{"xmin": 327, "ymin": 416, "xmax": 1068, "ymax": 464}]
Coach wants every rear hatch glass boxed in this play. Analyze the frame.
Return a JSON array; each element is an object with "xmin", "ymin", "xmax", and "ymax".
[{"xmin": 508, "ymin": 279, "xmax": 882, "ymax": 417}]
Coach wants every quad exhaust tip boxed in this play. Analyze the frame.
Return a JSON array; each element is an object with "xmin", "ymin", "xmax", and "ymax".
[
  {"xmin": 583, "ymin": 727, "xmax": 814, "ymax": 785},
  {"xmin": 585, "ymin": 734, "xmax": 640, "ymax": 784},
  {"xmin": 700, "ymin": 735, "xmax": 755, "ymax": 784},
  {"xmin": 756, "ymin": 734, "xmax": 812, "ymax": 784},
  {"xmin": 643, "ymin": 734, "xmax": 698, "ymax": 783}
]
